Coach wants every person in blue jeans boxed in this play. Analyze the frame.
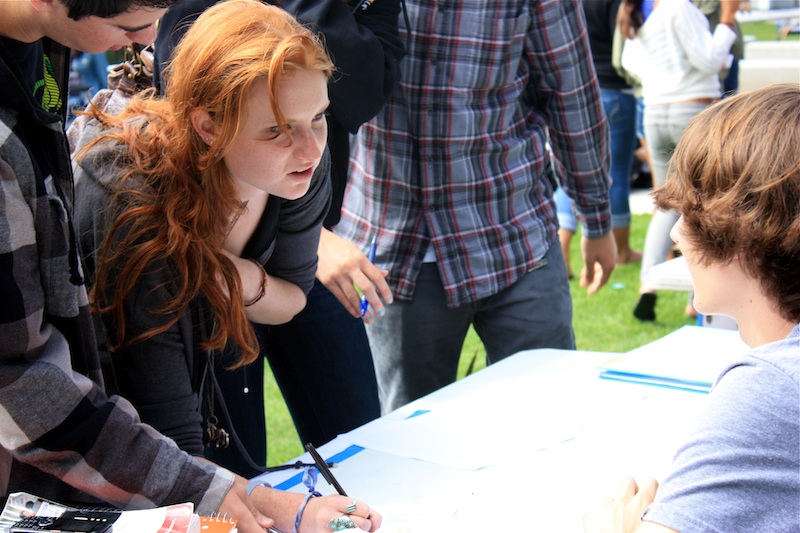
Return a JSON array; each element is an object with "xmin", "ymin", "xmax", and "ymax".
[{"xmin": 556, "ymin": 0, "xmax": 640, "ymax": 278}]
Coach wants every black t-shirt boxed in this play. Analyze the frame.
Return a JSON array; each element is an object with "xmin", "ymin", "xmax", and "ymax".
[
  {"xmin": 3, "ymin": 37, "xmax": 69, "ymax": 118},
  {"xmin": 581, "ymin": 0, "xmax": 631, "ymax": 90}
]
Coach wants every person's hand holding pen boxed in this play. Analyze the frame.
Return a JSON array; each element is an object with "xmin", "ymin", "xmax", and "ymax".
[
  {"xmin": 303, "ymin": 443, "xmax": 382, "ymax": 532},
  {"xmin": 247, "ymin": 443, "xmax": 383, "ymax": 532},
  {"xmin": 249, "ymin": 485, "xmax": 382, "ymax": 533},
  {"xmin": 316, "ymin": 228, "xmax": 393, "ymax": 321}
]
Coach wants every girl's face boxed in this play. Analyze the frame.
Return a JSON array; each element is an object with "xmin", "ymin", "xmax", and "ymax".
[{"xmin": 223, "ymin": 69, "xmax": 329, "ymax": 203}]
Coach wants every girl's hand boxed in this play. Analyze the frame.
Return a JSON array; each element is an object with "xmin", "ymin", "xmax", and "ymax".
[
  {"xmin": 250, "ymin": 488, "xmax": 383, "ymax": 533},
  {"xmin": 300, "ymin": 495, "xmax": 383, "ymax": 532}
]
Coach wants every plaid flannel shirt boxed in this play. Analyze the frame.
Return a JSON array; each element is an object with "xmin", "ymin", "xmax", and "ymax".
[
  {"xmin": 0, "ymin": 36, "xmax": 231, "ymax": 513},
  {"xmin": 337, "ymin": 0, "xmax": 611, "ymax": 308}
]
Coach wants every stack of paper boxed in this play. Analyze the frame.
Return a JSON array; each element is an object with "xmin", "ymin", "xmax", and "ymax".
[
  {"xmin": 111, "ymin": 502, "xmax": 196, "ymax": 532},
  {"xmin": 597, "ymin": 326, "xmax": 750, "ymax": 393}
]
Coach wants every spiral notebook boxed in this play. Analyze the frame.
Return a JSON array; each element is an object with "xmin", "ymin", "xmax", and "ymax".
[{"xmin": 198, "ymin": 514, "xmax": 237, "ymax": 533}]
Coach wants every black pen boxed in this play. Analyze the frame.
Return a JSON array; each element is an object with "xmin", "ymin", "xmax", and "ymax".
[{"xmin": 305, "ymin": 442, "xmax": 348, "ymax": 496}]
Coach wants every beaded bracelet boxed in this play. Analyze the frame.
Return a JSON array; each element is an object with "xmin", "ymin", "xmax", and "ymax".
[{"xmin": 244, "ymin": 258, "xmax": 268, "ymax": 307}]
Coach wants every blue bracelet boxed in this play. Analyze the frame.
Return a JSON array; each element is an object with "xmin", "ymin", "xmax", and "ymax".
[
  {"xmin": 293, "ymin": 491, "xmax": 320, "ymax": 533},
  {"xmin": 246, "ymin": 480, "xmax": 270, "ymax": 496},
  {"xmin": 294, "ymin": 467, "xmax": 322, "ymax": 533}
]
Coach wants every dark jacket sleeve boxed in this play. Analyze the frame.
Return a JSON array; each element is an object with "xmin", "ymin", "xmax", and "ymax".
[
  {"xmin": 109, "ymin": 261, "xmax": 207, "ymax": 456},
  {"xmin": 152, "ymin": 0, "xmax": 219, "ymax": 94},
  {"xmin": 281, "ymin": 0, "xmax": 406, "ymax": 227},
  {"xmin": 282, "ymin": 0, "xmax": 405, "ymax": 132}
]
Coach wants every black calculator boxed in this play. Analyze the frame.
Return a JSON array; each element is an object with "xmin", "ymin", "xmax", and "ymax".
[{"xmin": 10, "ymin": 509, "xmax": 120, "ymax": 533}]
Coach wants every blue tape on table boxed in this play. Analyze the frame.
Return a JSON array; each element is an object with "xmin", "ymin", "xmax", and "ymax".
[{"xmin": 275, "ymin": 444, "xmax": 365, "ymax": 491}]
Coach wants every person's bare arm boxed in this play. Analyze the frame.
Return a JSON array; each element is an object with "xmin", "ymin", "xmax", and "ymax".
[
  {"xmin": 222, "ymin": 250, "xmax": 307, "ymax": 325},
  {"xmin": 719, "ymin": 0, "xmax": 741, "ymax": 27}
]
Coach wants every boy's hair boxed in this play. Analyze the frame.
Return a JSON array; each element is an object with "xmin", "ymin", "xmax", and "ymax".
[
  {"xmin": 654, "ymin": 83, "xmax": 800, "ymax": 322},
  {"xmin": 60, "ymin": 0, "xmax": 180, "ymax": 20}
]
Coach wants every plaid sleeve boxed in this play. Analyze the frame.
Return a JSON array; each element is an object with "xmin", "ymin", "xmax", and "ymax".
[
  {"xmin": 527, "ymin": 0, "xmax": 612, "ymax": 238},
  {"xmin": 0, "ymin": 109, "xmax": 232, "ymax": 514}
]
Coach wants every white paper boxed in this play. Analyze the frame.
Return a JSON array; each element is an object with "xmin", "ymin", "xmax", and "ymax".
[{"xmin": 347, "ymin": 366, "xmax": 646, "ymax": 470}]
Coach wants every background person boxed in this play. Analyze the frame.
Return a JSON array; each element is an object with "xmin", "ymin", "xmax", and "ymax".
[
  {"xmin": 336, "ymin": 0, "xmax": 617, "ymax": 414},
  {"xmin": 67, "ymin": 51, "xmax": 109, "ymax": 125},
  {"xmin": 693, "ymin": 0, "xmax": 744, "ymax": 96},
  {"xmin": 555, "ymin": 0, "xmax": 642, "ymax": 279},
  {"xmin": 620, "ymin": 0, "xmax": 738, "ymax": 321}
]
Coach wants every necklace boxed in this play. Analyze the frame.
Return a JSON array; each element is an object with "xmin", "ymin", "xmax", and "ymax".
[{"xmin": 224, "ymin": 200, "xmax": 248, "ymax": 240}]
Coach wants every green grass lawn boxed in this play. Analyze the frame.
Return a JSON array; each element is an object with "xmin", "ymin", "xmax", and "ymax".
[
  {"xmin": 262, "ymin": 212, "xmax": 697, "ymax": 465},
  {"xmin": 741, "ymin": 20, "xmax": 800, "ymax": 41}
]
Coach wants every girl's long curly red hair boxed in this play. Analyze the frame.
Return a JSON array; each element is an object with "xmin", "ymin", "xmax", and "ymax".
[{"xmin": 83, "ymin": 0, "xmax": 333, "ymax": 366}]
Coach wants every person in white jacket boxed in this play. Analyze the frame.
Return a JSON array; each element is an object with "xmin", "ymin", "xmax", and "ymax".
[{"xmin": 620, "ymin": 0, "xmax": 738, "ymax": 321}]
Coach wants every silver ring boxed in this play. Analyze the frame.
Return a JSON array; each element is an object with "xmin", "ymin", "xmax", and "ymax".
[{"xmin": 346, "ymin": 499, "xmax": 357, "ymax": 514}]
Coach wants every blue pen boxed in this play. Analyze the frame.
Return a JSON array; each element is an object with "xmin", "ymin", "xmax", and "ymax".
[{"xmin": 360, "ymin": 236, "xmax": 377, "ymax": 317}]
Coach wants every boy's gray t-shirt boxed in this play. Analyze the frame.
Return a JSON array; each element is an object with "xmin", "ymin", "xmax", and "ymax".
[{"xmin": 644, "ymin": 324, "xmax": 800, "ymax": 532}]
